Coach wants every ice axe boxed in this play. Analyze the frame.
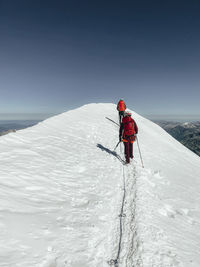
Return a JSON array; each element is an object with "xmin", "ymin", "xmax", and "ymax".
[{"xmin": 114, "ymin": 140, "xmax": 121, "ymax": 151}]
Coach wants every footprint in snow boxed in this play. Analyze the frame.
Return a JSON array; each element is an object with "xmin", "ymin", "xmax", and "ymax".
[
  {"xmin": 153, "ymin": 170, "xmax": 170, "ymax": 185},
  {"xmin": 158, "ymin": 204, "xmax": 178, "ymax": 218},
  {"xmin": 158, "ymin": 205, "xmax": 191, "ymax": 219},
  {"xmin": 41, "ymin": 254, "xmax": 57, "ymax": 267}
]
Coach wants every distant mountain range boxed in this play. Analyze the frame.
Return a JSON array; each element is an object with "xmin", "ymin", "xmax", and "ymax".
[
  {"xmin": 1, "ymin": 119, "xmax": 200, "ymax": 158},
  {"xmin": 0, "ymin": 120, "xmax": 41, "ymax": 136},
  {"xmin": 154, "ymin": 121, "xmax": 200, "ymax": 157}
]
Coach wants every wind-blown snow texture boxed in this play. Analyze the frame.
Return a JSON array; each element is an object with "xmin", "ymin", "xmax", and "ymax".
[{"xmin": 0, "ymin": 103, "xmax": 200, "ymax": 267}]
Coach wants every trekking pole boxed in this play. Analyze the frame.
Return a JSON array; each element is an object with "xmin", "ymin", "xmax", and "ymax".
[
  {"xmin": 114, "ymin": 141, "xmax": 121, "ymax": 151},
  {"xmin": 136, "ymin": 136, "xmax": 144, "ymax": 168}
]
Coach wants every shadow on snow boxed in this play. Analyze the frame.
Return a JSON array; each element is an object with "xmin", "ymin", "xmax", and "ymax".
[{"xmin": 97, "ymin": 144, "xmax": 126, "ymax": 165}]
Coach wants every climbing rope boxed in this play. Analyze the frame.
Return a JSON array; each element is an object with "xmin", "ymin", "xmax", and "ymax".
[{"xmin": 108, "ymin": 160, "xmax": 126, "ymax": 266}]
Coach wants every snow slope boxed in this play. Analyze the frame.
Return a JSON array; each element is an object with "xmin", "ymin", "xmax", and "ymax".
[{"xmin": 0, "ymin": 103, "xmax": 200, "ymax": 267}]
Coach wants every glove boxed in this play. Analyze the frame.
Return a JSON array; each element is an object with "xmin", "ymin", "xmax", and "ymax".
[{"xmin": 119, "ymin": 135, "xmax": 122, "ymax": 142}]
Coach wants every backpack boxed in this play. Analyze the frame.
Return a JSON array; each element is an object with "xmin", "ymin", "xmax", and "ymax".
[{"xmin": 123, "ymin": 117, "xmax": 135, "ymax": 136}]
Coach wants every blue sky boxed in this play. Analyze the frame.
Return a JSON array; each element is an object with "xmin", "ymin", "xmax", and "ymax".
[{"xmin": 0, "ymin": 0, "xmax": 200, "ymax": 120}]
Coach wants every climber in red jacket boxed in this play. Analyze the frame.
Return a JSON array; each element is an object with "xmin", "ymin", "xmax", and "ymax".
[
  {"xmin": 117, "ymin": 99, "xmax": 126, "ymax": 124},
  {"xmin": 119, "ymin": 112, "xmax": 138, "ymax": 164}
]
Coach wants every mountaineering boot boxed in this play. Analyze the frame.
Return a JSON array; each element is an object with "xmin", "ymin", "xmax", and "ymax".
[{"xmin": 125, "ymin": 156, "xmax": 130, "ymax": 164}]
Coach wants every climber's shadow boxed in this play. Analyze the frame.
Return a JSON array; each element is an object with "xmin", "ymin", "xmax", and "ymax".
[{"xmin": 97, "ymin": 144, "xmax": 126, "ymax": 165}]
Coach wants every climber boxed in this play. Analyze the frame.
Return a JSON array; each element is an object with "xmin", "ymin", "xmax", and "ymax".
[
  {"xmin": 117, "ymin": 99, "xmax": 126, "ymax": 124},
  {"xmin": 119, "ymin": 112, "xmax": 138, "ymax": 164}
]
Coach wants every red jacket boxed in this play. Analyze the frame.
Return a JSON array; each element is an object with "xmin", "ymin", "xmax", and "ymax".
[
  {"xmin": 120, "ymin": 116, "xmax": 138, "ymax": 138},
  {"xmin": 117, "ymin": 100, "xmax": 126, "ymax": 111}
]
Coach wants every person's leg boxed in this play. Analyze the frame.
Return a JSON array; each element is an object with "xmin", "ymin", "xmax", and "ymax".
[
  {"xmin": 124, "ymin": 141, "xmax": 130, "ymax": 163},
  {"xmin": 129, "ymin": 142, "xmax": 133, "ymax": 158},
  {"xmin": 119, "ymin": 112, "xmax": 121, "ymax": 125}
]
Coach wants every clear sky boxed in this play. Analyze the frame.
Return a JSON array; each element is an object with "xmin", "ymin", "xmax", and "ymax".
[{"xmin": 0, "ymin": 0, "xmax": 200, "ymax": 120}]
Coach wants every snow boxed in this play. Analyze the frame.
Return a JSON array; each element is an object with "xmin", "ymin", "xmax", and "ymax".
[
  {"xmin": 0, "ymin": 103, "xmax": 200, "ymax": 267},
  {"xmin": 181, "ymin": 122, "xmax": 196, "ymax": 128}
]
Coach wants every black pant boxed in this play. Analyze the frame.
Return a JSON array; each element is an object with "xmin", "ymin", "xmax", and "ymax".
[{"xmin": 119, "ymin": 111, "xmax": 124, "ymax": 125}]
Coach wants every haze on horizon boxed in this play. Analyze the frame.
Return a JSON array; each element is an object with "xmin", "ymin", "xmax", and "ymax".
[
  {"xmin": 0, "ymin": 111, "xmax": 200, "ymax": 123},
  {"xmin": 0, "ymin": 0, "xmax": 200, "ymax": 121}
]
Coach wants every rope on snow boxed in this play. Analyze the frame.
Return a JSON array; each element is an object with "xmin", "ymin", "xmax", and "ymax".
[{"xmin": 108, "ymin": 163, "xmax": 126, "ymax": 266}]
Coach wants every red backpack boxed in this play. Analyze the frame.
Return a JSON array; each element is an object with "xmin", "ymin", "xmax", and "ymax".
[{"xmin": 123, "ymin": 116, "xmax": 136, "ymax": 136}]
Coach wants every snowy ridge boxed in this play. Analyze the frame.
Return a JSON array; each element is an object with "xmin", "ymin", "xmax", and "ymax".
[{"xmin": 0, "ymin": 103, "xmax": 200, "ymax": 267}]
